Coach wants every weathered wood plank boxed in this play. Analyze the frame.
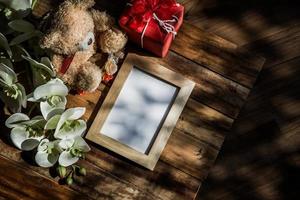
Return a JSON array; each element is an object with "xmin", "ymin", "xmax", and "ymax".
[
  {"xmin": 181, "ymin": 0, "xmax": 300, "ymax": 47},
  {"xmin": 185, "ymin": 99, "xmax": 234, "ymax": 130},
  {"xmin": 174, "ymin": 22, "xmax": 237, "ymax": 50},
  {"xmin": 0, "ymin": 155, "xmax": 83, "ymax": 200},
  {"xmin": 72, "ymin": 160, "xmax": 160, "ymax": 200},
  {"xmin": 171, "ymin": 22, "xmax": 265, "ymax": 88},
  {"xmin": 176, "ymin": 116, "xmax": 226, "ymax": 149},
  {"xmin": 161, "ymin": 128, "xmax": 220, "ymax": 181},
  {"xmin": 128, "ymin": 49, "xmax": 249, "ymax": 118},
  {"xmin": 240, "ymin": 25, "xmax": 300, "ymax": 68},
  {"xmin": 163, "ymin": 51, "xmax": 250, "ymax": 118},
  {"xmin": 0, "ymin": 129, "xmax": 161, "ymax": 200},
  {"xmin": 86, "ymin": 147, "xmax": 200, "ymax": 200}
]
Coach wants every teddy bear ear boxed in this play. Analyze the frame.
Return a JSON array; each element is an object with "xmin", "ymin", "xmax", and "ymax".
[
  {"xmin": 67, "ymin": 0, "xmax": 95, "ymax": 9},
  {"xmin": 40, "ymin": 32, "xmax": 60, "ymax": 50}
]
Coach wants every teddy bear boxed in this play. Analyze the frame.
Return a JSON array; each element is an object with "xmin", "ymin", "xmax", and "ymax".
[{"xmin": 40, "ymin": 0, "xmax": 127, "ymax": 93}]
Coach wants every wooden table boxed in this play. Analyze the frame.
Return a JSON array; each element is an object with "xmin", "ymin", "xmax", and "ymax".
[{"xmin": 0, "ymin": 1, "xmax": 265, "ymax": 199}]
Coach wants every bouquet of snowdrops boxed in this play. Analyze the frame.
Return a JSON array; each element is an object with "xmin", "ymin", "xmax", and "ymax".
[{"xmin": 0, "ymin": 0, "xmax": 90, "ymax": 185}]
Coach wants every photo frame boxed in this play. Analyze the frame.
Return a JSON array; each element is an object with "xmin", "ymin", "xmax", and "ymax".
[{"xmin": 86, "ymin": 53, "xmax": 195, "ymax": 170}]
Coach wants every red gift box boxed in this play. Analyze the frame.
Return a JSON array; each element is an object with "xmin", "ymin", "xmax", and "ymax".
[{"xmin": 119, "ymin": 0, "xmax": 184, "ymax": 57}]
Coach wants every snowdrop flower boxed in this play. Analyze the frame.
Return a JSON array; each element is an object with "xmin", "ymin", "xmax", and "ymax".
[
  {"xmin": 58, "ymin": 136, "xmax": 90, "ymax": 167},
  {"xmin": 35, "ymin": 139, "xmax": 60, "ymax": 167},
  {"xmin": 45, "ymin": 107, "xmax": 87, "ymax": 140},
  {"xmin": 42, "ymin": 107, "xmax": 88, "ymax": 167},
  {"xmin": 0, "ymin": 63, "xmax": 26, "ymax": 113},
  {"xmin": 28, "ymin": 78, "xmax": 68, "ymax": 120},
  {"xmin": 5, "ymin": 113, "xmax": 46, "ymax": 151}
]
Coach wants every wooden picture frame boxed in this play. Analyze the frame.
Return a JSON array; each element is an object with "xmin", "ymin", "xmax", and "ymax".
[{"xmin": 86, "ymin": 53, "xmax": 195, "ymax": 170}]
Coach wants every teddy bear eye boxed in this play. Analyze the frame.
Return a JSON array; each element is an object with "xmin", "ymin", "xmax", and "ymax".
[
  {"xmin": 79, "ymin": 32, "xmax": 95, "ymax": 51},
  {"xmin": 88, "ymin": 38, "xmax": 93, "ymax": 45}
]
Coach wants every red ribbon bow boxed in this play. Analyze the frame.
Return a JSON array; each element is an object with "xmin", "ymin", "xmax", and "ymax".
[{"xmin": 120, "ymin": 0, "xmax": 182, "ymax": 43}]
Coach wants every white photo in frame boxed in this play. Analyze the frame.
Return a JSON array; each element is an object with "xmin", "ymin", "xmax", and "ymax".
[{"xmin": 101, "ymin": 67, "xmax": 178, "ymax": 154}]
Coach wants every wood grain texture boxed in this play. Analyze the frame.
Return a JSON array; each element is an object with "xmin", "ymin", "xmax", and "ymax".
[
  {"xmin": 165, "ymin": 51, "xmax": 250, "ymax": 118},
  {"xmin": 171, "ymin": 23, "xmax": 265, "ymax": 88},
  {"xmin": 0, "ymin": 0, "xmax": 264, "ymax": 199},
  {"xmin": 0, "ymin": 134, "xmax": 161, "ymax": 200},
  {"xmin": 0, "ymin": 155, "xmax": 83, "ymax": 200}
]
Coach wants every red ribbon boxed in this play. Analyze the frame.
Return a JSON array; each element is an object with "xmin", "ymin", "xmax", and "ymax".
[
  {"xmin": 119, "ymin": 0, "xmax": 182, "ymax": 43},
  {"xmin": 60, "ymin": 55, "xmax": 74, "ymax": 74}
]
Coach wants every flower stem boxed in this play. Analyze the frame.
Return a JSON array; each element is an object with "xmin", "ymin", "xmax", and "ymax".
[{"xmin": 27, "ymin": 103, "xmax": 37, "ymax": 117}]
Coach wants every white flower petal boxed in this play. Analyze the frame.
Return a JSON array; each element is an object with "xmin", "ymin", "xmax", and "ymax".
[
  {"xmin": 54, "ymin": 108, "xmax": 86, "ymax": 138},
  {"xmin": 5, "ymin": 113, "xmax": 29, "ymax": 128},
  {"xmin": 37, "ymin": 138, "xmax": 49, "ymax": 152},
  {"xmin": 21, "ymin": 117, "xmax": 46, "ymax": 128},
  {"xmin": 21, "ymin": 138, "xmax": 41, "ymax": 151},
  {"xmin": 40, "ymin": 101, "xmax": 53, "ymax": 119},
  {"xmin": 48, "ymin": 78, "xmax": 64, "ymax": 85},
  {"xmin": 61, "ymin": 107, "xmax": 86, "ymax": 121},
  {"xmin": 40, "ymin": 101, "xmax": 65, "ymax": 120},
  {"xmin": 44, "ymin": 115, "xmax": 61, "ymax": 130},
  {"xmin": 58, "ymin": 151, "xmax": 79, "ymax": 167},
  {"xmin": 27, "ymin": 92, "xmax": 38, "ymax": 102},
  {"xmin": 54, "ymin": 120, "xmax": 86, "ymax": 140},
  {"xmin": 74, "ymin": 136, "xmax": 91, "ymax": 152},
  {"xmin": 10, "ymin": 127, "xmax": 28, "ymax": 149},
  {"xmin": 58, "ymin": 138, "xmax": 74, "ymax": 150},
  {"xmin": 33, "ymin": 81, "xmax": 68, "ymax": 100},
  {"xmin": 35, "ymin": 151, "xmax": 58, "ymax": 168}
]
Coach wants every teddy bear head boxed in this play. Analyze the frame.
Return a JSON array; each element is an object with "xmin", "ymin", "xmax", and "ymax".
[{"xmin": 40, "ymin": 0, "xmax": 96, "ymax": 55}]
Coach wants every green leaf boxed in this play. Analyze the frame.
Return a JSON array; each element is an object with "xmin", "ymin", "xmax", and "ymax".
[
  {"xmin": 41, "ymin": 57, "xmax": 56, "ymax": 76},
  {"xmin": 0, "ymin": 78, "xmax": 8, "ymax": 87},
  {"xmin": 0, "ymin": 32, "xmax": 12, "ymax": 58},
  {"xmin": 31, "ymin": 0, "xmax": 38, "ymax": 9},
  {"xmin": 9, "ymin": 31, "xmax": 38, "ymax": 46},
  {"xmin": 8, "ymin": 19, "xmax": 35, "ymax": 32},
  {"xmin": 8, "ymin": 10, "xmax": 31, "ymax": 20},
  {"xmin": 0, "ymin": 0, "xmax": 31, "ymax": 11},
  {"xmin": 22, "ymin": 55, "xmax": 55, "ymax": 77},
  {"xmin": 0, "ymin": 57, "xmax": 13, "ymax": 69},
  {"xmin": 0, "ymin": 62, "xmax": 16, "ymax": 80},
  {"xmin": 11, "ymin": 45, "xmax": 30, "ymax": 62},
  {"xmin": 0, "ymin": 63, "xmax": 16, "ymax": 83},
  {"xmin": 0, "ymin": 90, "xmax": 21, "ymax": 113},
  {"xmin": 16, "ymin": 83, "xmax": 26, "ymax": 108},
  {"xmin": 0, "ymin": 71, "xmax": 13, "ymax": 86}
]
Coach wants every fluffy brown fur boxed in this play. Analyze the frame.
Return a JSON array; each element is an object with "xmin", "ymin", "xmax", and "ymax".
[
  {"xmin": 99, "ymin": 28, "xmax": 127, "ymax": 53},
  {"xmin": 40, "ymin": 0, "xmax": 127, "ymax": 93}
]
